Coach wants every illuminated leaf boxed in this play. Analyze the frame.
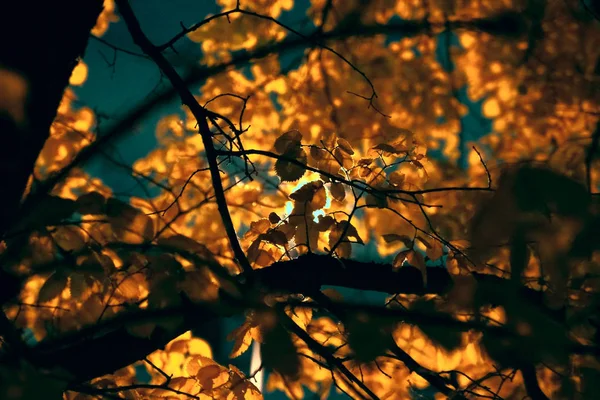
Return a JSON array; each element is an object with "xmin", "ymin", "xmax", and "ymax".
[
  {"xmin": 52, "ymin": 226, "xmax": 86, "ymax": 251},
  {"xmin": 38, "ymin": 272, "xmax": 68, "ymax": 303},
  {"xmin": 228, "ymin": 321, "xmax": 255, "ymax": 359},
  {"xmin": 336, "ymin": 137, "xmax": 354, "ymax": 155},
  {"xmin": 392, "ymin": 250, "xmax": 411, "ymax": 268},
  {"xmin": 106, "ymin": 198, "xmax": 154, "ymax": 244},
  {"xmin": 196, "ymin": 364, "xmax": 226, "ymax": 390},
  {"xmin": 329, "ymin": 182, "xmax": 346, "ymax": 202},
  {"xmin": 263, "ymin": 229, "xmax": 288, "ymax": 246},
  {"xmin": 333, "ymin": 147, "xmax": 353, "ymax": 169},
  {"xmin": 245, "ymin": 218, "xmax": 271, "ymax": 241},
  {"xmin": 290, "ymin": 181, "xmax": 325, "ymax": 208},
  {"xmin": 287, "ymin": 306, "xmax": 312, "ymax": 330},
  {"xmin": 425, "ymin": 238, "xmax": 444, "ymax": 260},
  {"xmin": 186, "ymin": 355, "xmax": 216, "ymax": 376},
  {"xmin": 188, "ymin": 338, "xmax": 212, "ymax": 356},
  {"xmin": 382, "ymin": 234, "xmax": 413, "ymax": 247},
  {"xmin": 275, "ymin": 149, "xmax": 307, "ymax": 182},
  {"xmin": 254, "ymin": 249, "xmax": 276, "ymax": 267},
  {"xmin": 274, "ymin": 129, "xmax": 302, "ymax": 154}
]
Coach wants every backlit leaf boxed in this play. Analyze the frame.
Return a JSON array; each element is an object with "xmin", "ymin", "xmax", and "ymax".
[
  {"xmin": 337, "ymin": 138, "xmax": 354, "ymax": 155},
  {"xmin": 382, "ymin": 234, "xmax": 413, "ymax": 247},
  {"xmin": 275, "ymin": 149, "xmax": 307, "ymax": 182},
  {"xmin": 38, "ymin": 272, "xmax": 68, "ymax": 303},
  {"xmin": 274, "ymin": 130, "xmax": 302, "ymax": 154},
  {"xmin": 329, "ymin": 182, "xmax": 346, "ymax": 202}
]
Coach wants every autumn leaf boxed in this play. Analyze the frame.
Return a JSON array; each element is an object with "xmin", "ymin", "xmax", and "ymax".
[
  {"xmin": 38, "ymin": 272, "xmax": 68, "ymax": 303},
  {"xmin": 382, "ymin": 234, "xmax": 413, "ymax": 247},
  {"xmin": 336, "ymin": 137, "xmax": 354, "ymax": 155},
  {"xmin": 329, "ymin": 181, "xmax": 346, "ymax": 202},
  {"xmin": 228, "ymin": 319, "xmax": 257, "ymax": 359},
  {"xmin": 290, "ymin": 180, "xmax": 326, "ymax": 212},
  {"xmin": 274, "ymin": 130, "xmax": 302, "ymax": 154},
  {"xmin": 75, "ymin": 191, "xmax": 106, "ymax": 215},
  {"xmin": 275, "ymin": 149, "xmax": 307, "ymax": 182},
  {"xmin": 8, "ymin": 1, "xmax": 600, "ymax": 397},
  {"xmin": 372, "ymin": 143, "xmax": 409, "ymax": 155},
  {"xmin": 268, "ymin": 212, "xmax": 281, "ymax": 224},
  {"xmin": 106, "ymin": 198, "xmax": 155, "ymax": 244}
]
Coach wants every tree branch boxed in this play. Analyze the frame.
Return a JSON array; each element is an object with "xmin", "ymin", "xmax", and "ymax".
[{"xmin": 115, "ymin": 0, "xmax": 253, "ymax": 277}]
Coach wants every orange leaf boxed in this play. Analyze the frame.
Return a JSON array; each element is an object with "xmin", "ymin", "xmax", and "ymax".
[{"xmin": 38, "ymin": 272, "xmax": 68, "ymax": 303}]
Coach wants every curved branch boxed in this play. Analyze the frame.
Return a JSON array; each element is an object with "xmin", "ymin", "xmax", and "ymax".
[{"xmin": 116, "ymin": 0, "xmax": 254, "ymax": 277}]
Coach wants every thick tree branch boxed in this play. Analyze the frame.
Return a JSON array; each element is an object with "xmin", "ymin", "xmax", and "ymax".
[
  {"xmin": 0, "ymin": 0, "xmax": 104, "ymax": 362},
  {"xmin": 0, "ymin": 252, "xmax": 590, "ymax": 386}
]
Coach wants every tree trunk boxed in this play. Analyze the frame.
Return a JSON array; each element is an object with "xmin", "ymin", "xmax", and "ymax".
[
  {"xmin": 0, "ymin": 1, "xmax": 104, "ymax": 304},
  {"xmin": 0, "ymin": 1, "xmax": 104, "ymax": 238}
]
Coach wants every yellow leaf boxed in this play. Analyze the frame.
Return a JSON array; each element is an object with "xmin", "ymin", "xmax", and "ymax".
[
  {"xmin": 229, "ymin": 323, "xmax": 254, "ymax": 358},
  {"xmin": 482, "ymin": 97, "xmax": 501, "ymax": 118},
  {"xmin": 246, "ymin": 219, "xmax": 271, "ymax": 240},
  {"xmin": 69, "ymin": 60, "xmax": 88, "ymax": 86},
  {"xmin": 196, "ymin": 364, "xmax": 227, "ymax": 390},
  {"xmin": 114, "ymin": 273, "xmax": 143, "ymax": 300},
  {"xmin": 186, "ymin": 355, "xmax": 216, "ymax": 376},
  {"xmin": 188, "ymin": 337, "xmax": 212, "ymax": 356}
]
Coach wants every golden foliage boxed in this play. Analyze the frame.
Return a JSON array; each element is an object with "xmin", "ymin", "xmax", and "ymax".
[{"xmin": 4, "ymin": 0, "xmax": 600, "ymax": 400}]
